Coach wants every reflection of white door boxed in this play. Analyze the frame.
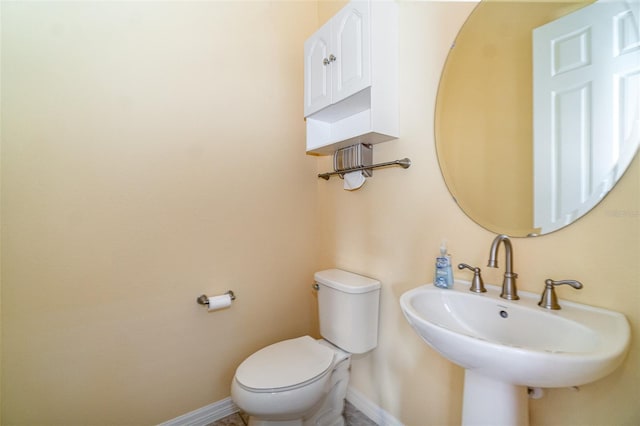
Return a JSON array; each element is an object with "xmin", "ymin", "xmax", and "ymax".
[{"xmin": 533, "ymin": 0, "xmax": 640, "ymax": 233}]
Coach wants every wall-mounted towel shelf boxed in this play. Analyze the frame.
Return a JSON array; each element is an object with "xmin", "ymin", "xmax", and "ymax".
[{"xmin": 318, "ymin": 158, "xmax": 411, "ymax": 180}]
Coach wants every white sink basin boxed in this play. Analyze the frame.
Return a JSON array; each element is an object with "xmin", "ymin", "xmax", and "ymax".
[{"xmin": 400, "ymin": 282, "xmax": 630, "ymax": 388}]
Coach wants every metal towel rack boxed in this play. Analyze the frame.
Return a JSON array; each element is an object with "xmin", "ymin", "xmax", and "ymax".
[{"xmin": 318, "ymin": 157, "xmax": 411, "ymax": 180}]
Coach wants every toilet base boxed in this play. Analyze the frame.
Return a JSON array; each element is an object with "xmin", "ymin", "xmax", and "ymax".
[
  {"xmin": 301, "ymin": 356, "xmax": 349, "ymax": 426},
  {"xmin": 249, "ymin": 420, "xmax": 304, "ymax": 426},
  {"xmin": 247, "ymin": 349, "xmax": 351, "ymax": 426},
  {"xmin": 249, "ymin": 416, "xmax": 344, "ymax": 426}
]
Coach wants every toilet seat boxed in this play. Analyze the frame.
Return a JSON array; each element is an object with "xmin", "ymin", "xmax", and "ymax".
[{"xmin": 235, "ymin": 336, "xmax": 335, "ymax": 392}]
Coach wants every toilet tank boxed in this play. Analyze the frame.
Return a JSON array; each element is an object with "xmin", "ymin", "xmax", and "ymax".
[{"xmin": 314, "ymin": 269, "xmax": 381, "ymax": 354}]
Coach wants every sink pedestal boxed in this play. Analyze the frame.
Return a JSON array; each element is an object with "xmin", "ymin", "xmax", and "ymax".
[{"xmin": 462, "ymin": 370, "xmax": 528, "ymax": 426}]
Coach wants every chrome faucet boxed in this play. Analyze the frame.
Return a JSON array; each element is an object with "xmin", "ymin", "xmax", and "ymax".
[{"xmin": 487, "ymin": 234, "xmax": 519, "ymax": 300}]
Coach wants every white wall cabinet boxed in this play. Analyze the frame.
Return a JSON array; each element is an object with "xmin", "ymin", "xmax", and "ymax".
[{"xmin": 304, "ymin": 0, "xmax": 398, "ymax": 155}]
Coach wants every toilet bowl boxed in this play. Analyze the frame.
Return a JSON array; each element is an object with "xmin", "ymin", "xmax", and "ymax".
[
  {"xmin": 231, "ymin": 336, "xmax": 351, "ymax": 425},
  {"xmin": 231, "ymin": 269, "xmax": 381, "ymax": 426}
]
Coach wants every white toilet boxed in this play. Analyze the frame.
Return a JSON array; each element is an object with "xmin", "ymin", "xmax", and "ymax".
[{"xmin": 231, "ymin": 269, "xmax": 381, "ymax": 426}]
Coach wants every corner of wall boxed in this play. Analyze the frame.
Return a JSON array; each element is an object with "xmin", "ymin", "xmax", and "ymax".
[
  {"xmin": 0, "ymin": 1, "xmax": 4, "ymax": 419},
  {"xmin": 317, "ymin": 0, "xmax": 348, "ymax": 26}
]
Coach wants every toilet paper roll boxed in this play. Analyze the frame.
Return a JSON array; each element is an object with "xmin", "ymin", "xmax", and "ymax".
[
  {"xmin": 207, "ymin": 294, "xmax": 232, "ymax": 312},
  {"xmin": 343, "ymin": 171, "xmax": 366, "ymax": 191}
]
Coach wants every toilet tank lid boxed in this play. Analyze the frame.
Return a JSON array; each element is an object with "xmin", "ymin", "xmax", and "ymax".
[{"xmin": 314, "ymin": 269, "xmax": 381, "ymax": 294}]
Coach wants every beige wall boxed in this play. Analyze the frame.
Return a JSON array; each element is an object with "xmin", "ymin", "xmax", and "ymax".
[
  {"xmin": 1, "ymin": 1, "xmax": 318, "ymax": 424},
  {"xmin": 317, "ymin": 1, "xmax": 639, "ymax": 425},
  {"xmin": 2, "ymin": 1, "xmax": 639, "ymax": 426}
]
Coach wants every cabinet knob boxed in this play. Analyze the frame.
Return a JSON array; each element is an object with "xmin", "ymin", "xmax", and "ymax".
[{"xmin": 322, "ymin": 54, "xmax": 337, "ymax": 66}]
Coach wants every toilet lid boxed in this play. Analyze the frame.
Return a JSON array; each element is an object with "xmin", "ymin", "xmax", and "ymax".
[{"xmin": 235, "ymin": 336, "xmax": 334, "ymax": 390}]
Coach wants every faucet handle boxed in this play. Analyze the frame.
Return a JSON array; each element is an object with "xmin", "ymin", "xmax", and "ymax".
[
  {"xmin": 458, "ymin": 263, "xmax": 487, "ymax": 293},
  {"xmin": 538, "ymin": 279, "xmax": 583, "ymax": 310}
]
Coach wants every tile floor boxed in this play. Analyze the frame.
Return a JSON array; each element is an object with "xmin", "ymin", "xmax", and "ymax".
[{"xmin": 208, "ymin": 401, "xmax": 377, "ymax": 426}]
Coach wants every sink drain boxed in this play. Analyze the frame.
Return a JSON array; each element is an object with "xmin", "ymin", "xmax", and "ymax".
[{"xmin": 499, "ymin": 310, "xmax": 509, "ymax": 318}]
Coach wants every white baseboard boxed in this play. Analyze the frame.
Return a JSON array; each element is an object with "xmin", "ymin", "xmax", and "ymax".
[
  {"xmin": 157, "ymin": 397, "xmax": 239, "ymax": 426},
  {"xmin": 346, "ymin": 387, "xmax": 404, "ymax": 426},
  {"xmin": 159, "ymin": 386, "xmax": 403, "ymax": 426}
]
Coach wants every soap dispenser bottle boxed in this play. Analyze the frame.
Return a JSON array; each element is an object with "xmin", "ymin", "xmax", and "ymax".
[{"xmin": 434, "ymin": 241, "xmax": 454, "ymax": 289}]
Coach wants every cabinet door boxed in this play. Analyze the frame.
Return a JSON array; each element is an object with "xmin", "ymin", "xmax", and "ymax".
[
  {"xmin": 331, "ymin": 1, "xmax": 371, "ymax": 104},
  {"xmin": 304, "ymin": 22, "xmax": 332, "ymax": 117}
]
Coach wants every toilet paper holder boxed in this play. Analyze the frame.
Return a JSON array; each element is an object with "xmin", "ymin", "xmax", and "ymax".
[{"xmin": 197, "ymin": 290, "xmax": 236, "ymax": 306}]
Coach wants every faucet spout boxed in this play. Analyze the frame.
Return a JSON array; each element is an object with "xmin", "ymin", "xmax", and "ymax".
[{"xmin": 488, "ymin": 234, "xmax": 519, "ymax": 300}]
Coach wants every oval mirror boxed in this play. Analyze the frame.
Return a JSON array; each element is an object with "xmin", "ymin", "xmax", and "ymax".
[{"xmin": 435, "ymin": 0, "xmax": 640, "ymax": 237}]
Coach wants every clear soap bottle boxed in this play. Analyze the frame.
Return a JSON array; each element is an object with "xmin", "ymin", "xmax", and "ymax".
[{"xmin": 434, "ymin": 241, "xmax": 454, "ymax": 289}]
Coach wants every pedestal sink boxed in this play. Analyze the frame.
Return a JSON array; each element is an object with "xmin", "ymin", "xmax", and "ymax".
[{"xmin": 400, "ymin": 281, "xmax": 630, "ymax": 425}]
